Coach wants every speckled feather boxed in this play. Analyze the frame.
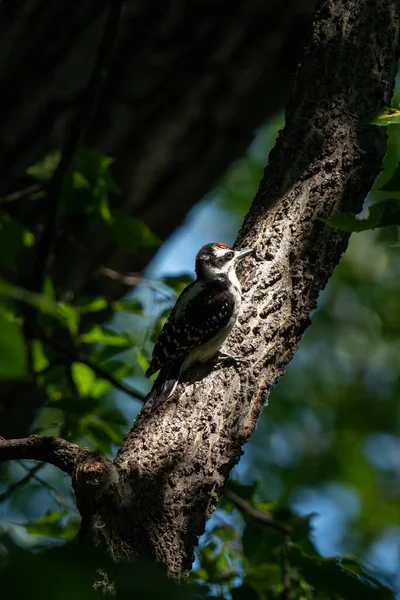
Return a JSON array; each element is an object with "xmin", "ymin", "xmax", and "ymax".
[{"xmin": 146, "ymin": 280, "xmax": 236, "ymax": 377}]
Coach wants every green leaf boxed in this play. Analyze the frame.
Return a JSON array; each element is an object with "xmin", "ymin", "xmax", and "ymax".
[
  {"xmin": 24, "ymin": 511, "xmax": 78, "ymax": 541},
  {"xmin": 319, "ymin": 199, "xmax": 400, "ymax": 232},
  {"xmin": 108, "ymin": 211, "xmax": 160, "ymax": 249},
  {"xmin": 78, "ymin": 296, "xmax": 108, "ymax": 314},
  {"xmin": 31, "ymin": 339, "xmax": 49, "ymax": 373},
  {"xmin": 57, "ymin": 302, "xmax": 80, "ymax": 335},
  {"xmin": 243, "ymin": 563, "xmax": 282, "ymax": 591},
  {"xmin": 111, "ymin": 299, "xmax": 143, "ymax": 314},
  {"xmin": 85, "ymin": 414, "xmax": 124, "ymax": 447},
  {"xmin": 74, "ymin": 147, "xmax": 115, "ymax": 185},
  {"xmin": 81, "ymin": 325, "xmax": 132, "ymax": 348},
  {"xmin": 55, "ymin": 147, "xmax": 119, "ymax": 223},
  {"xmin": 0, "ymin": 311, "xmax": 27, "ymax": 379},
  {"xmin": 291, "ymin": 548, "xmax": 394, "ymax": 600},
  {"xmin": 26, "ymin": 150, "xmax": 61, "ymax": 181},
  {"xmin": 22, "ymin": 229, "xmax": 35, "ymax": 247},
  {"xmin": 242, "ymin": 522, "xmax": 282, "ymax": 566},
  {"xmin": 0, "ymin": 213, "xmax": 33, "ymax": 270},
  {"xmin": 90, "ymin": 379, "xmax": 112, "ymax": 399},
  {"xmin": 0, "ymin": 279, "xmax": 80, "ymax": 334},
  {"xmin": 365, "ymin": 107, "xmax": 400, "ymax": 126},
  {"xmin": 98, "ymin": 359, "xmax": 132, "ymax": 378},
  {"xmin": 71, "ymin": 170, "xmax": 90, "ymax": 190},
  {"xmin": 136, "ymin": 349, "xmax": 149, "ymax": 374},
  {"xmin": 71, "ymin": 362, "xmax": 96, "ymax": 397},
  {"xmin": 98, "ymin": 188, "xmax": 113, "ymax": 223},
  {"xmin": 378, "ymin": 164, "xmax": 400, "ymax": 192},
  {"xmin": 43, "ymin": 277, "xmax": 56, "ymax": 299}
]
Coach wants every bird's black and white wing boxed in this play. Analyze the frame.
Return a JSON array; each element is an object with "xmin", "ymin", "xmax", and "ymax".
[{"xmin": 146, "ymin": 280, "xmax": 236, "ymax": 378}]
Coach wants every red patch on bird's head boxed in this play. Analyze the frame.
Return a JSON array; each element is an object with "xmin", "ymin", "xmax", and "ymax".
[{"xmin": 215, "ymin": 242, "xmax": 230, "ymax": 249}]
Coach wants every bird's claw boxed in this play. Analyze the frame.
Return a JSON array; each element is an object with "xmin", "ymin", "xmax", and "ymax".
[{"xmin": 218, "ymin": 351, "xmax": 243, "ymax": 368}]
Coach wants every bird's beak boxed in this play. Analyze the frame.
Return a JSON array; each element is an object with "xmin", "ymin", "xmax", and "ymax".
[{"xmin": 235, "ymin": 248, "xmax": 254, "ymax": 262}]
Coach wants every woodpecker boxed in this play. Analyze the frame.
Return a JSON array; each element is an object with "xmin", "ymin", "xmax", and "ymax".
[{"xmin": 144, "ymin": 242, "xmax": 254, "ymax": 407}]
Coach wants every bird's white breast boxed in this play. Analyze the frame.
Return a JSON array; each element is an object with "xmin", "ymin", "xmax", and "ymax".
[{"xmin": 183, "ymin": 270, "xmax": 242, "ymax": 370}]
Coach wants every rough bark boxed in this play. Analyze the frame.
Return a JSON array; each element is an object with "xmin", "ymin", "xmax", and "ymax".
[{"xmin": 1, "ymin": 0, "xmax": 399, "ymax": 584}]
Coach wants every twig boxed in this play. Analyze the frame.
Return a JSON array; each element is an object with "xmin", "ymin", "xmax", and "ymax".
[
  {"xmin": 76, "ymin": 355, "xmax": 146, "ymax": 402},
  {"xmin": 225, "ymin": 488, "xmax": 292, "ymax": 597},
  {"xmin": 0, "ymin": 183, "xmax": 42, "ymax": 205},
  {"xmin": 100, "ymin": 267, "xmax": 142, "ymax": 287},
  {"xmin": 34, "ymin": 0, "xmax": 124, "ymax": 292},
  {"xmin": 38, "ymin": 332, "xmax": 146, "ymax": 402},
  {"xmin": 224, "ymin": 488, "xmax": 292, "ymax": 536},
  {"xmin": 99, "ymin": 266, "xmax": 175, "ymax": 301},
  {"xmin": 281, "ymin": 539, "xmax": 291, "ymax": 600},
  {"xmin": 0, "ymin": 435, "xmax": 81, "ymax": 476},
  {"xmin": 19, "ymin": 463, "xmax": 78, "ymax": 513},
  {"xmin": 0, "ymin": 463, "xmax": 44, "ymax": 503}
]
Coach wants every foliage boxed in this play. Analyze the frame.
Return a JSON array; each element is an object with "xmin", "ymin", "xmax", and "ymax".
[
  {"xmin": 0, "ymin": 539, "xmax": 196, "ymax": 600},
  {"xmin": 365, "ymin": 107, "xmax": 400, "ymax": 126},
  {"xmin": 323, "ymin": 99, "xmax": 400, "ymax": 236}
]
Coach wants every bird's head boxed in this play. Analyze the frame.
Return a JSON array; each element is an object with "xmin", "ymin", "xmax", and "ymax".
[{"xmin": 195, "ymin": 242, "xmax": 254, "ymax": 282}]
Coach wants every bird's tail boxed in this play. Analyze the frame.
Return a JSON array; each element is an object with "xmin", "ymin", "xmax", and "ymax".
[{"xmin": 144, "ymin": 359, "xmax": 184, "ymax": 409}]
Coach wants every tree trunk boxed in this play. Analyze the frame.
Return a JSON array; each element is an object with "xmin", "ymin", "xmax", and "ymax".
[
  {"xmin": 1, "ymin": 0, "xmax": 399, "ymax": 584},
  {"xmin": 91, "ymin": 0, "xmax": 399, "ymax": 577}
]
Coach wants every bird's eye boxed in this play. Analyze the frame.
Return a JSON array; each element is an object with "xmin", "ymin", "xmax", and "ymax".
[{"xmin": 226, "ymin": 251, "xmax": 234, "ymax": 259}]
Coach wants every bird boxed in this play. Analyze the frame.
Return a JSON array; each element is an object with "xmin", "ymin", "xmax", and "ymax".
[{"xmin": 144, "ymin": 242, "xmax": 254, "ymax": 407}]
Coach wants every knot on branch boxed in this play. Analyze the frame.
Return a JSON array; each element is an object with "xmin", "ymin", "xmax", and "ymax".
[{"xmin": 73, "ymin": 452, "xmax": 119, "ymax": 499}]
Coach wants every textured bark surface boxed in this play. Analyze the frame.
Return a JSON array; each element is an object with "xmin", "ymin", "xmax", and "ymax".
[{"xmin": 1, "ymin": 0, "xmax": 400, "ymax": 583}]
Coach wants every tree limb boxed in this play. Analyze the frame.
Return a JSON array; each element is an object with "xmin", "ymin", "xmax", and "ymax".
[
  {"xmin": 0, "ymin": 435, "xmax": 124, "ymax": 531},
  {"xmin": 224, "ymin": 488, "xmax": 292, "ymax": 536},
  {"xmin": 0, "ymin": 435, "xmax": 82, "ymax": 476}
]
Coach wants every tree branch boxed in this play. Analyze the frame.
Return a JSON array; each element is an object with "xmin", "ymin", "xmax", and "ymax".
[
  {"xmin": 0, "ymin": 463, "xmax": 44, "ymax": 503},
  {"xmin": 38, "ymin": 332, "xmax": 146, "ymax": 402},
  {"xmin": 224, "ymin": 488, "xmax": 292, "ymax": 536},
  {"xmin": 76, "ymin": 354, "xmax": 145, "ymax": 403},
  {"xmin": 0, "ymin": 435, "xmax": 82, "ymax": 476},
  {"xmin": 0, "ymin": 184, "xmax": 42, "ymax": 205},
  {"xmin": 0, "ymin": 435, "xmax": 123, "ymax": 528},
  {"xmin": 281, "ymin": 540, "xmax": 291, "ymax": 600},
  {"xmin": 18, "ymin": 462, "xmax": 77, "ymax": 512}
]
